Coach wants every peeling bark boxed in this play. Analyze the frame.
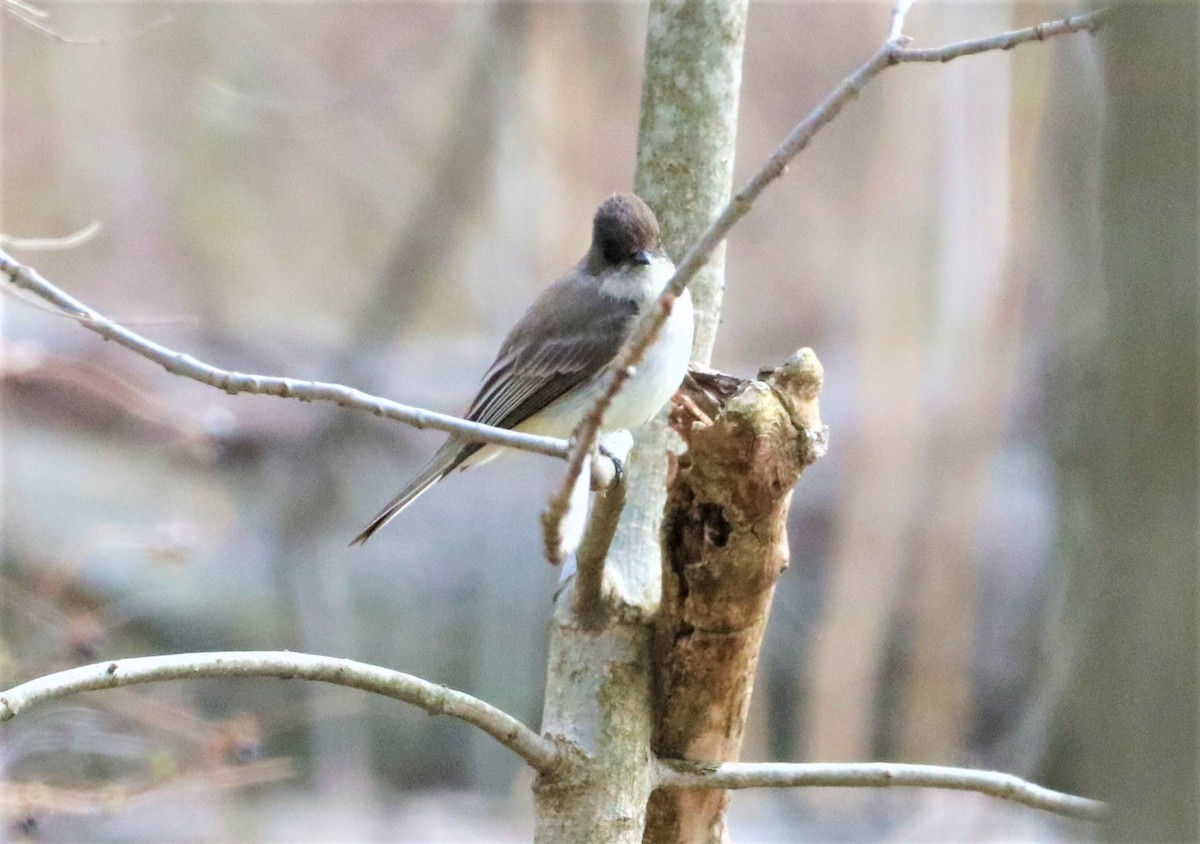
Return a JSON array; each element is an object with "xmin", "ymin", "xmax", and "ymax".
[{"xmin": 644, "ymin": 352, "xmax": 827, "ymax": 843}]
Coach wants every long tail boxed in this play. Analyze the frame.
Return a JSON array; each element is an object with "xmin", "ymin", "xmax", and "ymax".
[{"xmin": 349, "ymin": 443, "xmax": 470, "ymax": 545}]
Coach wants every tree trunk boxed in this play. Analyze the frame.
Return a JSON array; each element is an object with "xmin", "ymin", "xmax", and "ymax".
[
  {"xmin": 533, "ymin": 1, "xmax": 748, "ymax": 840},
  {"xmin": 1042, "ymin": 5, "xmax": 1198, "ymax": 840},
  {"xmin": 605, "ymin": 0, "xmax": 749, "ymax": 610},
  {"xmin": 533, "ymin": 606, "xmax": 657, "ymax": 843}
]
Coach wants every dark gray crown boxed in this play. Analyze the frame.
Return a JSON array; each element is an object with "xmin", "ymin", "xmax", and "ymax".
[{"xmin": 591, "ymin": 193, "xmax": 661, "ymax": 265}]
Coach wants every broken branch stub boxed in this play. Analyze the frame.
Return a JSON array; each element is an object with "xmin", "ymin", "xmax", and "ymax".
[{"xmin": 645, "ymin": 349, "xmax": 826, "ymax": 844}]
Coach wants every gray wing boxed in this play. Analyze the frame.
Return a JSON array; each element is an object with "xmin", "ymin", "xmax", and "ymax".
[
  {"xmin": 350, "ymin": 272, "xmax": 636, "ymax": 545},
  {"xmin": 466, "ymin": 272, "xmax": 638, "ymax": 431}
]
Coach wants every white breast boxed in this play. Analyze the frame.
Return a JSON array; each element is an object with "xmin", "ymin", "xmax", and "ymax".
[
  {"xmin": 604, "ymin": 280, "xmax": 693, "ymax": 432},
  {"xmin": 521, "ymin": 256, "xmax": 692, "ymax": 439}
]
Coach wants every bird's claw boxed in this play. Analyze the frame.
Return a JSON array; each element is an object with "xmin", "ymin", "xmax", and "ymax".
[{"xmin": 598, "ymin": 444, "xmax": 624, "ymax": 484}]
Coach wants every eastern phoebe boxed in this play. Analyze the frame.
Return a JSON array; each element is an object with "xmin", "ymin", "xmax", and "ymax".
[{"xmin": 351, "ymin": 193, "xmax": 694, "ymax": 545}]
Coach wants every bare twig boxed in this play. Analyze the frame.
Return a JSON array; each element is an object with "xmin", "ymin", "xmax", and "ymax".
[
  {"xmin": 540, "ymin": 5, "xmax": 1104, "ymax": 574},
  {"xmin": 571, "ymin": 476, "xmax": 628, "ymax": 629},
  {"xmin": 0, "ymin": 248, "xmax": 570, "ymax": 460},
  {"xmin": 892, "ymin": 11, "xmax": 1106, "ymax": 62},
  {"xmin": 656, "ymin": 760, "xmax": 1108, "ymax": 823},
  {"xmin": 0, "ymin": 651, "xmax": 561, "ymax": 773}
]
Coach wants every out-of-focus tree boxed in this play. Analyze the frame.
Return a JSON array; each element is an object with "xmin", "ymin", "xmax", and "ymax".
[{"xmin": 1041, "ymin": 4, "xmax": 1198, "ymax": 841}]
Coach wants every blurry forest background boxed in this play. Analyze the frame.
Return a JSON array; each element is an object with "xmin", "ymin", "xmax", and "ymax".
[{"xmin": 2, "ymin": 2, "xmax": 1195, "ymax": 842}]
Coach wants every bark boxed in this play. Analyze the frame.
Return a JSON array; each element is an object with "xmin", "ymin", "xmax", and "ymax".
[
  {"xmin": 533, "ymin": 0, "xmax": 746, "ymax": 836},
  {"xmin": 533, "ymin": 603, "xmax": 657, "ymax": 844},
  {"xmin": 644, "ymin": 353, "xmax": 827, "ymax": 843},
  {"xmin": 531, "ymin": 4, "xmax": 748, "ymax": 833},
  {"xmin": 605, "ymin": 0, "xmax": 748, "ymax": 610},
  {"xmin": 635, "ymin": 0, "xmax": 747, "ymax": 366}
]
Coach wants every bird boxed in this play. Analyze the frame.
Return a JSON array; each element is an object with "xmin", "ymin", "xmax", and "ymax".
[{"xmin": 351, "ymin": 192, "xmax": 694, "ymax": 545}]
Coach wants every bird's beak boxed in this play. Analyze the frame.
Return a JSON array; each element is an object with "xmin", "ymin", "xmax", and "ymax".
[{"xmin": 633, "ymin": 250, "xmax": 652, "ymax": 266}]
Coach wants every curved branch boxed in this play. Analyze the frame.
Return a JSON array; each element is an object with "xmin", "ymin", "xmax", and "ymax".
[
  {"xmin": 543, "ymin": 5, "xmax": 1105, "ymax": 556},
  {"xmin": 656, "ymin": 760, "xmax": 1107, "ymax": 823},
  {"xmin": 0, "ymin": 247, "xmax": 570, "ymax": 460},
  {"xmin": 0, "ymin": 651, "xmax": 561, "ymax": 774}
]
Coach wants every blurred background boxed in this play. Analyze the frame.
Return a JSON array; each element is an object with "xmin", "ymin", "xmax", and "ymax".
[{"xmin": 2, "ymin": 2, "xmax": 1195, "ymax": 841}]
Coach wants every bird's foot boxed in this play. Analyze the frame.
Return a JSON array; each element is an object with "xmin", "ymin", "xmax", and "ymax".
[{"xmin": 597, "ymin": 443, "xmax": 624, "ymax": 484}]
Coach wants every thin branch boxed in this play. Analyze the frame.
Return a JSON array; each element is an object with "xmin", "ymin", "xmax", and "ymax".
[
  {"xmin": 0, "ymin": 651, "xmax": 561, "ymax": 774},
  {"xmin": 0, "ymin": 248, "xmax": 570, "ymax": 460},
  {"xmin": 541, "ymin": 5, "xmax": 1104, "ymax": 568},
  {"xmin": 892, "ymin": 11, "xmax": 1106, "ymax": 63},
  {"xmin": 656, "ymin": 760, "xmax": 1108, "ymax": 824},
  {"xmin": 571, "ymin": 468, "xmax": 628, "ymax": 628}
]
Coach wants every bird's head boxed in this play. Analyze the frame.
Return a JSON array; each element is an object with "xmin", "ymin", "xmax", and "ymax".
[{"xmin": 588, "ymin": 193, "xmax": 665, "ymax": 272}]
